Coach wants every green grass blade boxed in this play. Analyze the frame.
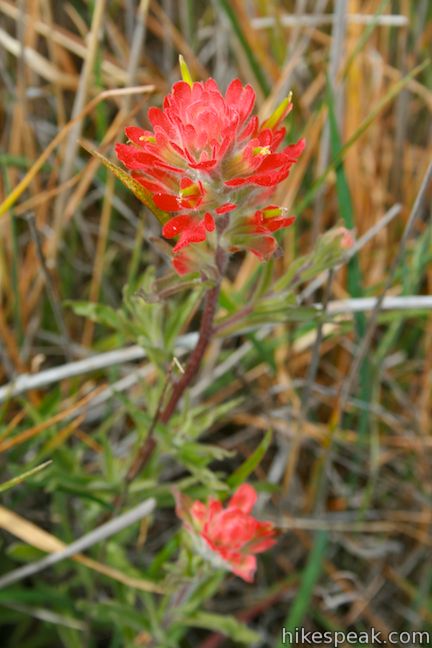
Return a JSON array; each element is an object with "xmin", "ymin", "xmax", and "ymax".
[
  {"xmin": 216, "ymin": 0, "xmax": 270, "ymax": 95},
  {"xmin": 227, "ymin": 430, "xmax": 272, "ymax": 488},
  {"xmin": 326, "ymin": 79, "xmax": 363, "ymax": 300},
  {"xmin": 1, "ymin": 165, "xmax": 23, "ymax": 345},
  {"xmin": 327, "ymin": 78, "xmax": 371, "ymax": 437},
  {"xmin": 276, "ymin": 531, "xmax": 328, "ymax": 648},
  {"xmin": 0, "ymin": 461, "xmax": 52, "ymax": 494},
  {"xmin": 294, "ymin": 59, "xmax": 430, "ymax": 216},
  {"xmin": 343, "ymin": 0, "xmax": 389, "ymax": 76}
]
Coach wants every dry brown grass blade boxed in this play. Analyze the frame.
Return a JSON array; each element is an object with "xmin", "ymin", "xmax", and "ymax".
[
  {"xmin": 0, "ymin": 0, "xmax": 132, "ymax": 85},
  {"xmin": 81, "ymin": 172, "xmax": 115, "ymax": 347},
  {"xmin": 0, "ymin": 25, "xmax": 77, "ymax": 88},
  {"xmin": 59, "ymin": 108, "xmax": 132, "ymax": 229},
  {"xmin": 39, "ymin": 414, "xmax": 85, "ymax": 454},
  {"xmin": 52, "ymin": 0, "xmax": 107, "ymax": 247},
  {"xmin": 0, "ymin": 86, "xmax": 154, "ymax": 219},
  {"xmin": 0, "ymin": 384, "xmax": 106, "ymax": 453},
  {"xmin": 12, "ymin": 174, "xmax": 82, "ymax": 216},
  {"xmin": 148, "ymin": 1, "xmax": 208, "ymax": 81},
  {"xmin": 230, "ymin": 0, "xmax": 280, "ymax": 82},
  {"xmin": 0, "ymin": 505, "xmax": 165, "ymax": 594}
]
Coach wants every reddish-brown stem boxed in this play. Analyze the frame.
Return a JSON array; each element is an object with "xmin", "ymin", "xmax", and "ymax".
[
  {"xmin": 160, "ymin": 284, "xmax": 220, "ymax": 423},
  {"xmin": 112, "ymin": 247, "xmax": 227, "ymax": 517},
  {"xmin": 120, "ymin": 283, "xmax": 220, "ymax": 496}
]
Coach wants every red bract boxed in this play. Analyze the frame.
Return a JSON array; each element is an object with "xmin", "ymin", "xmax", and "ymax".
[
  {"xmin": 153, "ymin": 177, "xmax": 205, "ymax": 212},
  {"xmin": 224, "ymin": 133, "xmax": 304, "ymax": 188},
  {"xmin": 116, "ymin": 76, "xmax": 304, "ymax": 274},
  {"xmin": 227, "ymin": 205, "xmax": 296, "ymax": 260},
  {"xmin": 162, "ymin": 212, "xmax": 215, "ymax": 252},
  {"xmin": 176, "ymin": 484, "xmax": 276, "ymax": 582}
]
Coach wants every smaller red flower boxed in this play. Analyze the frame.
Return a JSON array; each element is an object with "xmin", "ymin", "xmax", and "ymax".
[
  {"xmin": 227, "ymin": 205, "xmax": 296, "ymax": 260},
  {"xmin": 176, "ymin": 484, "xmax": 276, "ymax": 582},
  {"xmin": 254, "ymin": 205, "xmax": 296, "ymax": 233},
  {"xmin": 162, "ymin": 212, "xmax": 215, "ymax": 253}
]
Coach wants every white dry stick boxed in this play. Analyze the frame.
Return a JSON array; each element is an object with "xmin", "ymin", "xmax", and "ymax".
[
  {"xmin": 0, "ymin": 498, "xmax": 156, "ymax": 590},
  {"xmin": 324, "ymin": 296, "xmax": 432, "ymax": 315},
  {"xmin": 0, "ymin": 1, "xmax": 127, "ymax": 84},
  {"xmin": 0, "ymin": 25, "xmax": 76, "ymax": 88},
  {"xmin": 3, "ymin": 290, "xmax": 432, "ymax": 404},
  {"xmin": 198, "ymin": 13, "xmax": 408, "ymax": 40},
  {"xmin": 0, "ymin": 333, "xmax": 198, "ymax": 403},
  {"xmin": 251, "ymin": 13, "xmax": 409, "ymax": 29},
  {"xmin": 123, "ymin": 0, "xmax": 150, "ymax": 114},
  {"xmin": 312, "ymin": 0, "xmax": 347, "ymax": 241},
  {"xmin": 0, "ymin": 198, "xmax": 425, "ymax": 404}
]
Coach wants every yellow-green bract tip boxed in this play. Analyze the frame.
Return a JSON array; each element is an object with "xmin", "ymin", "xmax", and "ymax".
[
  {"xmin": 179, "ymin": 55, "xmax": 193, "ymax": 86},
  {"xmin": 262, "ymin": 92, "xmax": 293, "ymax": 130}
]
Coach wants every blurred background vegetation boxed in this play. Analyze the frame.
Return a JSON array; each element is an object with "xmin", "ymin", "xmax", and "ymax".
[{"xmin": 0, "ymin": 1, "xmax": 431, "ymax": 646}]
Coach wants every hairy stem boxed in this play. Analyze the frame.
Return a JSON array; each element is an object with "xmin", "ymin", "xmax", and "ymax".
[
  {"xmin": 123, "ymin": 283, "xmax": 220, "ymax": 492},
  {"xmin": 160, "ymin": 284, "xmax": 220, "ymax": 423}
]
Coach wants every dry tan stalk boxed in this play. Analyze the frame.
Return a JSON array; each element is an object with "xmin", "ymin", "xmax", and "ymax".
[
  {"xmin": 0, "ymin": 0, "xmax": 130, "ymax": 85},
  {"xmin": 0, "ymin": 26, "xmax": 77, "ymax": 88},
  {"xmin": 0, "ymin": 385, "xmax": 106, "ymax": 453},
  {"xmin": 0, "ymin": 86, "xmax": 154, "ymax": 220},
  {"xmin": 52, "ymin": 0, "xmax": 108, "ymax": 255},
  {"xmin": 0, "ymin": 502, "xmax": 164, "ymax": 593},
  {"xmin": 81, "ymin": 172, "xmax": 115, "ymax": 347}
]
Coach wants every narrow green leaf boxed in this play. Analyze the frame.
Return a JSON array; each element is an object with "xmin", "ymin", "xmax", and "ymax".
[
  {"xmin": 294, "ymin": 59, "xmax": 430, "ymax": 215},
  {"xmin": 0, "ymin": 154, "xmax": 44, "ymax": 169},
  {"xmin": 184, "ymin": 610, "xmax": 260, "ymax": 644},
  {"xmin": 66, "ymin": 300, "xmax": 125, "ymax": 331},
  {"xmin": 326, "ymin": 80, "xmax": 363, "ymax": 297},
  {"xmin": 327, "ymin": 78, "xmax": 371, "ymax": 436},
  {"xmin": 0, "ymin": 461, "xmax": 52, "ymax": 494},
  {"xmin": 227, "ymin": 430, "xmax": 272, "ymax": 488},
  {"xmin": 164, "ymin": 291, "xmax": 203, "ymax": 349},
  {"xmin": 180, "ymin": 573, "xmax": 225, "ymax": 616},
  {"xmin": 276, "ymin": 531, "xmax": 328, "ymax": 648},
  {"xmin": 6, "ymin": 543, "xmax": 46, "ymax": 562},
  {"xmin": 77, "ymin": 600, "xmax": 149, "ymax": 631},
  {"xmin": 0, "ymin": 585, "xmax": 72, "ymax": 607},
  {"xmin": 216, "ymin": 0, "xmax": 270, "ymax": 95}
]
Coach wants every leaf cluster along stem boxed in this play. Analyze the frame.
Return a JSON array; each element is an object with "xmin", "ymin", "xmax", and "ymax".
[
  {"xmin": 160, "ymin": 284, "xmax": 220, "ymax": 424},
  {"xmin": 214, "ymin": 302, "xmax": 254, "ymax": 334},
  {"xmin": 123, "ymin": 283, "xmax": 220, "ymax": 493}
]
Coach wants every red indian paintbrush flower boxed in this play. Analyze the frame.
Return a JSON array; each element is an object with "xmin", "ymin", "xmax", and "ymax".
[
  {"xmin": 175, "ymin": 484, "xmax": 276, "ymax": 582},
  {"xmin": 116, "ymin": 71, "xmax": 304, "ymax": 275}
]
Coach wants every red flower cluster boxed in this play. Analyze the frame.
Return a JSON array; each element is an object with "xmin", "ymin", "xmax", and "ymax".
[
  {"xmin": 116, "ymin": 77, "xmax": 304, "ymax": 274},
  {"xmin": 176, "ymin": 484, "xmax": 276, "ymax": 582}
]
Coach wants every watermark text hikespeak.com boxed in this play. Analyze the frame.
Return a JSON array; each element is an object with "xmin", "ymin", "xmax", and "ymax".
[{"xmin": 281, "ymin": 627, "xmax": 431, "ymax": 646}]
